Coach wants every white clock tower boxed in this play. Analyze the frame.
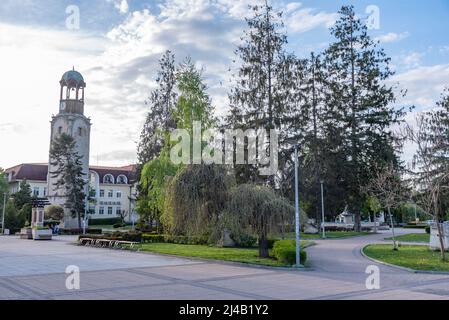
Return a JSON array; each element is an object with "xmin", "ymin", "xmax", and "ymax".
[{"xmin": 47, "ymin": 68, "xmax": 91, "ymax": 229}]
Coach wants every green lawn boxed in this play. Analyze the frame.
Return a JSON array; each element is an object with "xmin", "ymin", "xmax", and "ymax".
[
  {"xmin": 284, "ymin": 231, "xmax": 371, "ymax": 240},
  {"xmin": 363, "ymin": 244, "xmax": 449, "ymax": 272},
  {"xmin": 385, "ymin": 233, "xmax": 430, "ymax": 243},
  {"xmin": 137, "ymin": 241, "xmax": 312, "ymax": 267}
]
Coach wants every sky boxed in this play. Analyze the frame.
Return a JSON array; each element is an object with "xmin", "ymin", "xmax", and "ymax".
[{"xmin": 0, "ymin": 0, "xmax": 448, "ymax": 169}]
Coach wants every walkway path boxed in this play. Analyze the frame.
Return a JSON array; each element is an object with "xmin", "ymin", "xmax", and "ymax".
[{"xmin": 1, "ymin": 228, "xmax": 448, "ymax": 300}]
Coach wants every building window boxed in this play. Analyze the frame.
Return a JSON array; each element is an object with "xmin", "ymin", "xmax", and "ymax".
[
  {"xmin": 108, "ymin": 190, "xmax": 113, "ymax": 198},
  {"xmin": 33, "ymin": 187, "xmax": 39, "ymax": 197},
  {"xmin": 99, "ymin": 207, "xmax": 104, "ymax": 215},
  {"xmin": 108, "ymin": 207, "xmax": 113, "ymax": 215},
  {"xmin": 116, "ymin": 191, "xmax": 121, "ymax": 198},
  {"xmin": 58, "ymin": 126, "xmax": 62, "ymax": 134},
  {"xmin": 99, "ymin": 189, "xmax": 104, "ymax": 197},
  {"xmin": 103, "ymin": 174, "xmax": 114, "ymax": 184},
  {"xmin": 78, "ymin": 127, "xmax": 83, "ymax": 136},
  {"xmin": 117, "ymin": 175, "xmax": 128, "ymax": 184},
  {"xmin": 43, "ymin": 188, "xmax": 47, "ymax": 196},
  {"xmin": 116, "ymin": 208, "xmax": 122, "ymax": 215}
]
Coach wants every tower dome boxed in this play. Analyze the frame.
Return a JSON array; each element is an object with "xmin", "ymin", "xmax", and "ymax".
[
  {"xmin": 60, "ymin": 68, "xmax": 86, "ymax": 87},
  {"xmin": 59, "ymin": 67, "xmax": 86, "ymax": 114}
]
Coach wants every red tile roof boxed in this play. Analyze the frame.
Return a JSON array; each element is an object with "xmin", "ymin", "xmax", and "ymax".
[{"xmin": 5, "ymin": 163, "xmax": 137, "ymax": 183}]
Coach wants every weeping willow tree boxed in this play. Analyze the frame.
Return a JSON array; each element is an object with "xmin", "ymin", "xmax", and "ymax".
[
  {"xmin": 163, "ymin": 164, "xmax": 234, "ymax": 240},
  {"xmin": 223, "ymin": 184, "xmax": 294, "ymax": 258},
  {"xmin": 137, "ymin": 147, "xmax": 180, "ymax": 232}
]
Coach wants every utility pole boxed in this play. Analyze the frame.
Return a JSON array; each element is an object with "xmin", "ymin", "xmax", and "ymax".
[{"xmin": 320, "ymin": 180, "xmax": 326, "ymax": 239}]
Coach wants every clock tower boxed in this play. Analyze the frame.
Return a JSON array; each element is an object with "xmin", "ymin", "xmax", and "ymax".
[{"xmin": 47, "ymin": 68, "xmax": 91, "ymax": 229}]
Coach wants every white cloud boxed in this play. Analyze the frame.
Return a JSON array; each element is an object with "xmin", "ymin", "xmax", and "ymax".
[
  {"xmin": 107, "ymin": 0, "xmax": 129, "ymax": 14},
  {"xmin": 389, "ymin": 64, "xmax": 449, "ymax": 108},
  {"xmin": 375, "ymin": 32, "xmax": 409, "ymax": 43},
  {"xmin": 284, "ymin": 4, "xmax": 338, "ymax": 33}
]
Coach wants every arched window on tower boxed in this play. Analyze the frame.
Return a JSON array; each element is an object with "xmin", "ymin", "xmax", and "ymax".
[
  {"xmin": 117, "ymin": 175, "xmax": 128, "ymax": 184},
  {"xmin": 103, "ymin": 174, "xmax": 114, "ymax": 184}
]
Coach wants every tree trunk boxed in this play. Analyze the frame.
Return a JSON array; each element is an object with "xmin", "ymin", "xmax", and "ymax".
[
  {"xmin": 77, "ymin": 212, "xmax": 82, "ymax": 230},
  {"xmin": 436, "ymin": 220, "xmax": 446, "ymax": 261},
  {"xmin": 388, "ymin": 206, "xmax": 398, "ymax": 250},
  {"xmin": 259, "ymin": 235, "xmax": 269, "ymax": 258},
  {"xmin": 354, "ymin": 211, "xmax": 361, "ymax": 232}
]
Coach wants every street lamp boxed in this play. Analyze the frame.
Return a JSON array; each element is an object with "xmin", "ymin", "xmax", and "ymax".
[
  {"xmin": 320, "ymin": 180, "xmax": 326, "ymax": 239},
  {"xmin": 293, "ymin": 144, "xmax": 302, "ymax": 267},
  {"xmin": 82, "ymin": 178, "xmax": 89, "ymax": 235}
]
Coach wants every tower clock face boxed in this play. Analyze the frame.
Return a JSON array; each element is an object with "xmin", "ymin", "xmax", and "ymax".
[{"xmin": 60, "ymin": 101, "xmax": 66, "ymax": 111}]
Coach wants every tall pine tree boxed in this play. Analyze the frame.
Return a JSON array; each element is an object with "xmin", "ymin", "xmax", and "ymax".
[
  {"xmin": 324, "ymin": 6, "xmax": 405, "ymax": 230},
  {"xmin": 227, "ymin": 1, "xmax": 300, "ymax": 186},
  {"xmin": 137, "ymin": 50, "xmax": 178, "ymax": 169},
  {"xmin": 49, "ymin": 133, "xmax": 86, "ymax": 229}
]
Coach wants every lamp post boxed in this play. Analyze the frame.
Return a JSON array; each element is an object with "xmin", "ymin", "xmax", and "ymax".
[
  {"xmin": 293, "ymin": 145, "xmax": 302, "ymax": 267},
  {"xmin": 83, "ymin": 178, "xmax": 89, "ymax": 235},
  {"xmin": 1, "ymin": 193, "xmax": 6, "ymax": 235},
  {"xmin": 320, "ymin": 180, "xmax": 326, "ymax": 239}
]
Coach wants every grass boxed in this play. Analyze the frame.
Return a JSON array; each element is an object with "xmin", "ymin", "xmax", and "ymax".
[
  {"xmin": 363, "ymin": 244, "xmax": 449, "ymax": 272},
  {"xmin": 137, "ymin": 241, "xmax": 312, "ymax": 267},
  {"xmin": 284, "ymin": 231, "xmax": 371, "ymax": 240},
  {"xmin": 385, "ymin": 233, "xmax": 430, "ymax": 243}
]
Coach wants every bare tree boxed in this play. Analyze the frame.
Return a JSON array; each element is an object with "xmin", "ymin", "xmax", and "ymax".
[
  {"xmin": 405, "ymin": 113, "xmax": 448, "ymax": 260},
  {"xmin": 364, "ymin": 164, "xmax": 408, "ymax": 250}
]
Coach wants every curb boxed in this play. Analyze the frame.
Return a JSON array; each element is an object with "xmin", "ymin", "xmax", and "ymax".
[{"xmin": 360, "ymin": 244, "xmax": 449, "ymax": 275}]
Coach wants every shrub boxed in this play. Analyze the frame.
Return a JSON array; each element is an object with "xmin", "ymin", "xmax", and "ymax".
[
  {"xmin": 112, "ymin": 231, "xmax": 142, "ymax": 242},
  {"xmin": 113, "ymin": 222, "xmax": 126, "ymax": 228},
  {"xmin": 60, "ymin": 228, "xmax": 102, "ymax": 235},
  {"xmin": 89, "ymin": 217, "xmax": 122, "ymax": 226},
  {"xmin": 142, "ymin": 234, "xmax": 165, "ymax": 243},
  {"xmin": 141, "ymin": 233, "xmax": 209, "ymax": 245},
  {"xmin": 272, "ymin": 240, "xmax": 307, "ymax": 265},
  {"xmin": 231, "ymin": 234, "xmax": 257, "ymax": 248},
  {"xmin": 425, "ymin": 226, "xmax": 431, "ymax": 234}
]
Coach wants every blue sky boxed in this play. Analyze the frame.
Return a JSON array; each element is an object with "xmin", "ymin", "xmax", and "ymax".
[{"xmin": 0, "ymin": 0, "xmax": 448, "ymax": 168}]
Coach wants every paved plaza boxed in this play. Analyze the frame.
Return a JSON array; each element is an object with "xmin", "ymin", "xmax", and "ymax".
[{"xmin": 1, "ymin": 229, "xmax": 449, "ymax": 300}]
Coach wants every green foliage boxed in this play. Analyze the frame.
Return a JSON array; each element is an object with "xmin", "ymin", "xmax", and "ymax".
[
  {"xmin": 19, "ymin": 203, "xmax": 32, "ymax": 225},
  {"xmin": 12, "ymin": 180, "xmax": 32, "ymax": 210},
  {"xmin": 79, "ymin": 231, "xmax": 142, "ymax": 242},
  {"xmin": 141, "ymin": 233, "xmax": 209, "ymax": 245},
  {"xmin": 163, "ymin": 164, "xmax": 232, "ymax": 239},
  {"xmin": 45, "ymin": 205, "xmax": 64, "ymax": 220},
  {"xmin": 4, "ymin": 199, "xmax": 25, "ymax": 232},
  {"xmin": 49, "ymin": 133, "xmax": 86, "ymax": 228},
  {"xmin": 0, "ymin": 168, "xmax": 8, "ymax": 216},
  {"xmin": 137, "ymin": 149, "xmax": 179, "ymax": 230},
  {"xmin": 272, "ymin": 240, "xmax": 307, "ymax": 265},
  {"xmin": 222, "ymin": 184, "xmax": 294, "ymax": 257},
  {"xmin": 173, "ymin": 57, "xmax": 216, "ymax": 133},
  {"xmin": 88, "ymin": 217, "xmax": 122, "ymax": 225},
  {"xmin": 137, "ymin": 50, "xmax": 178, "ymax": 167}
]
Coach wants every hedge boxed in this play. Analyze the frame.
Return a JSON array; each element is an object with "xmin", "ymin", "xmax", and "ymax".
[
  {"xmin": 272, "ymin": 240, "xmax": 307, "ymax": 265},
  {"xmin": 79, "ymin": 231, "xmax": 142, "ymax": 242},
  {"xmin": 142, "ymin": 234, "xmax": 208, "ymax": 245},
  {"xmin": 60, "ymin": 228, "xmax": 102, "ymax": 235},
  {"xmin": 88, "ymin": 217, "xmax": 122, "ymax": 226}
]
